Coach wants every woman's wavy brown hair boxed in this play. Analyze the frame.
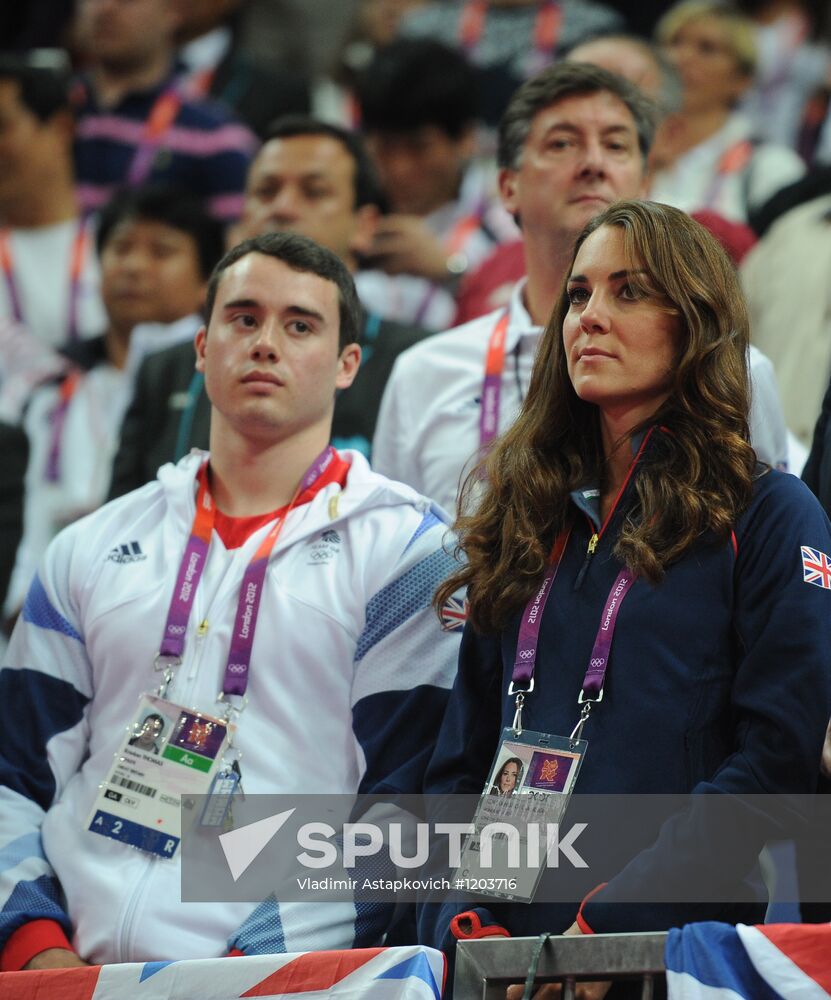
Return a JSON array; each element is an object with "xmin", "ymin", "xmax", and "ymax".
[{"xmin": 437, "ymin": 200, "xmax": 757, "ymax": 633}]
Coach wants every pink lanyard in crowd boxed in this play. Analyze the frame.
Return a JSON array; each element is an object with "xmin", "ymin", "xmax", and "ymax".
[
  {"xmin": 412, "ymin": 200, "xmax": 488, "ymax": 328},
  {"xmin": 45, "ymin": 368, "xmax": 82, "ymax": 483},
  {"xmin": 127, "ymin": 86, "xmax": 183, "ymax": 186},
  {"xmin": 479, "ymin": 309, "xmax": 510, "ymax": 449},
  {"xmin": 157, "ymin": 447, "xmax": 336, "ymax": 698},
  {"xmin": 0, "ymin": 220, "xmax": 90, "ymax": 343},
  {"xmin": 459, "ymin": 0, "xmax": 563, "ymax": 63},
  {"xmin": 702, "ymin": 139, "xmax": 753, "ymax": 210}
]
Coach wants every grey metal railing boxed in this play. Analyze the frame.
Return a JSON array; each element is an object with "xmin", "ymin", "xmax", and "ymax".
[{"xmin": 454, "ymin": 931, "xmax": 668, "ymax": 1000}]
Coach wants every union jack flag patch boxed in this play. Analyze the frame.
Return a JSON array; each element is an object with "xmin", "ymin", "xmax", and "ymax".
[
  {"xmin": 440, "ymin": 595, "xmax": 468, "ymax": 632},
  {"xmin": 801, "ymin": 546, "xmax": 831, "ymax": 589}
]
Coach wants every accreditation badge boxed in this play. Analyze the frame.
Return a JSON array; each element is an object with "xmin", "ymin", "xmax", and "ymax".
[
  {"xmin": 86, "ymin": 694, "xmax": 232, "ymax": 859},
  {"xmin": 454, "ymin": 728, "xmax": 587, "ymax": 902}
]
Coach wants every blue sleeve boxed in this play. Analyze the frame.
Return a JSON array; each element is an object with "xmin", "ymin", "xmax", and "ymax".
[
  {"xmin": 583, "ymin": 473, "xmax": 831, "ymax": 932},
  {"xmin": 0, "ymin": 550, "xmax": 93, "ymax": 950},
  {"xmin": 351, "ymin": 509, "xmax": 462, "ymax": 797}
]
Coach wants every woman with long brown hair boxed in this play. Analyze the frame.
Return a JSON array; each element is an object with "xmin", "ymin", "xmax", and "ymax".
[{"xmin": 422, "ymin": 200, "xmax": 831, "ymax": 975}]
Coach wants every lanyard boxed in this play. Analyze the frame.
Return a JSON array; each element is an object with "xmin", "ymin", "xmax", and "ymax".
[
  {"xmin": 702, "ymin": 139, "xmax": 753, "ymax": 210},
  {"xmin": 511, "ymin": 533, "xmax": 638, "ymax": 696},
  {"xmin": 45, "ymin": 368, "xmax": 82, "ymax": 482},
  {"xmin": 508, "ymin": 428, "xmax": 658, "ymax": 735},
  {"xmin": 509, "ymin": 529, "xmax": 636, "ymax": 735},
  {"xmin": 178, "ymin": 66, "xmax": 216, "ymax": 101},
  {"xmin": 412, "ymin": 203, "xmax": 487, "ymax": 327},
  {"xmin": 157, "ymin": 447, "xmax": 336, "ymax": 700},
  {"xmin": 0, "ymin": 220, "xmax": 90, "ymax": 343},
  {"xmin": 459, "ymin": 0, "xmax": 562, "ymax": 63},
  {"xmin": 127, "ymin": 86, "xmax": 183, "ymax": 186},
  {"xmin": 479, "ymin": 310, "xmax": 511, "ymax": 449}
]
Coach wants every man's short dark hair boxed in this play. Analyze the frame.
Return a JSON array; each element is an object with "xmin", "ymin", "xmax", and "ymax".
[
  {"xmin": 356, "ymin": 39, "xmax": 478, "ymax": 139},
  {"xmin": 0, "ymin": 52, "xmax": 71, "ymax": 121},
  {"xmin": 96, "ymin": 186, "xmax": 225, "ymax": 281},
  {"xmin": 205, "ymin": 233, "xmax": 361, "ymax": 351},
  {"xmin": 498, "ymin": 62, "xmax": 658, "ymax": 169},
  {"xmin": 262, "ymin": 115, "xmax": 382, "ymax": 209}
]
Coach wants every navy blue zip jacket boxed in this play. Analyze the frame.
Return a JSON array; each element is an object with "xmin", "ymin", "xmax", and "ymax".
[{"xmin": 419, "ymin": 433, "xmax": 831, "ymax": 958}]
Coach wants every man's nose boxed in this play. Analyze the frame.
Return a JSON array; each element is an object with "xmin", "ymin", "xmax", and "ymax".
[
  {"xmin": 268, "ymin": 187, "xmax": 301, "ymax": 222},
  {"xmin": 576, "ymin": 139, "xmax": 607, "ymax": 178},
  {"xmin": 250, "ymin": 319, "xmax": 281, "ymax": 360},
  {"xmin": 118, "ymin": 247, "xmax": 150, "ymax": 275}
]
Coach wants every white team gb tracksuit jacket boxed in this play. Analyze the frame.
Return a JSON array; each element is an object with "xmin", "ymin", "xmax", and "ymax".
[{"xmin": 0, "ymin": 450, "xmax": 461, "ymax": 964}]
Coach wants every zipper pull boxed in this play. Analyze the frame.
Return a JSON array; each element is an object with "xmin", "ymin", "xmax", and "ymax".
[
  {"xmin": 574, "ymin": 534, "xmax": 599, "ymax": 591},
  {"xmin": 187, "ymin": 620, "xmax": 210, "ymax": 680}
]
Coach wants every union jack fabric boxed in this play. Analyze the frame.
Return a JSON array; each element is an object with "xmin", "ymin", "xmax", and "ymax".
[
  {"xmin": 665, "ymin": 921, "xmax": 831, "ymax": 999},
  {"xmin": 801, "ymin": 546, "xmax": 831, "ymax": 590},
  {"xmin": 0, "ymin": 944, "xmax": 444, "ymax": 1000},
  {"xmin": 440, "ymin": 596, "xmax": 467, "ymax": 632}
]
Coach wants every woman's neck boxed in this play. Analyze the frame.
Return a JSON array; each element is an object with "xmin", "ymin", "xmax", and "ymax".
[{"xmin": 598, "ymin": 405, "xmax": 661, "ymax": 521}]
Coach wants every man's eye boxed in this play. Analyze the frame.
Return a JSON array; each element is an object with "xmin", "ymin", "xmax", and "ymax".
[
  {"xmin": 288, "ymin": 320, "xmax": 312, "ymax": 334},
  {"xmin": 234, "ymin": 314, "xmax": 257, "ymax": 328}
]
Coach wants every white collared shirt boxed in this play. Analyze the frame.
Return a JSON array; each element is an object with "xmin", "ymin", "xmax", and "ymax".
[{"xmin": 372, "ymin": 280, "xmax": 541, "ymax": 514}]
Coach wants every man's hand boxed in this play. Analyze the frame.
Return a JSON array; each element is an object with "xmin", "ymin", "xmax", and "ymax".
[
  {"xmin": 23, "ymin": 948, "xmax": 89, "ymax": 971},
  {"xmin": 505, "ymin": 924, "xmax": 611, "ymax": 1000},
  {"xmin": 366, "ymin": 216, "xmax": 455, "ymax": 283}
]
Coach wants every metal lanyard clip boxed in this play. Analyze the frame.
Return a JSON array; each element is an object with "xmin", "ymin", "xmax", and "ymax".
[
  {"xmin": 569, "ymin": 701, "xmax": 593, "ymax": 744},
  {"xmin": 512, "ymin": 691, "xmax": 526, "ymax": 737},
  {"xmin": 154, "ymin": 653, "xmax": 181, "ymax": 698}
]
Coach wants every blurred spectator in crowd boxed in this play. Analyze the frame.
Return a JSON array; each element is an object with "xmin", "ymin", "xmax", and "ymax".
[
  {"xmin": 398, "ymin": 0, "xmax": 624, "ymax": 128},
  {"xmin": 453, "ymin": 33, "xmax": 681, "ymax": 323},
  {"xmin": 649, "ymin": 0, "xmax": 805, "ymax": 223},
  {"xmin": 355, "ymin": 39, "xmax": 517, "ymax": 330},
  {"xmin": 567, "ymin": 32, "xmax": 681, "ymax": 108},
  {"xmin": 109, "ymin": 117, "xmax": 432, "ymax": 497},
  {"xmin": 373, "ymin": 62, "xmax": 788, "ymax": 514},
  {"xmin": 71, "ymin": 0, "xmax": 257, "ymax": 223},
  {"xmin": 313, "ymin": 0, "xmax": 429, "ymax": 126},
  {"xmin": 744, "ymin": 184, "xmax": 831, "ymax": 451},
  {"xmin": 735, "ymin": 0, "xmax": 830, "ymax": 152},
  {"xmin": 0, "ymin": 53, "xmax": 106, "ymax": 349},
  {"xmin": 5, "ymin": 186, "xmax": 219, "ymax": 617},
  {"xmin": 172, "ymin": 0, "xmax": 310, "ymax": 138},
  {"xmin": 0, "ymin": 422, "xmax": 26, "ymax": 624}
]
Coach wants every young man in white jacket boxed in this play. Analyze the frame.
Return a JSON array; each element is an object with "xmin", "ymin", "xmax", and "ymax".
[{"xmin": 0, "ymin": 233, "xmax": 462, "ymax": 970}]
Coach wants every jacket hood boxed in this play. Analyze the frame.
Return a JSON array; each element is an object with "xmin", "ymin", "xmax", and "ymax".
[{"xmin": 156, "ymin": 448, "xmax": 451, "ymax": 553}]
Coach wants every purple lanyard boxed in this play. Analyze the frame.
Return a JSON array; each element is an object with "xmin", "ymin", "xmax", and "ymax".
[
  {"xmin": 511, "ymin": 530, "xmax": 636, "ymax": 702},
  {"xmin": 158, "ymin": 447, "xmax": 336, "ymax": 698},
  {"xmin": 479, "ymin": 310, "xmax": 510, "ymax": 450},
  {"xmin": 0, "ymin": 221, "xmax": 89, "ymax": 343},
  {"xmin": 127, "ymin": 86, "xmax": 183, "ymax": 186},
  {"xmin": 45, "ymin": 370, "xmax": 81, "ymax": 483}
]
